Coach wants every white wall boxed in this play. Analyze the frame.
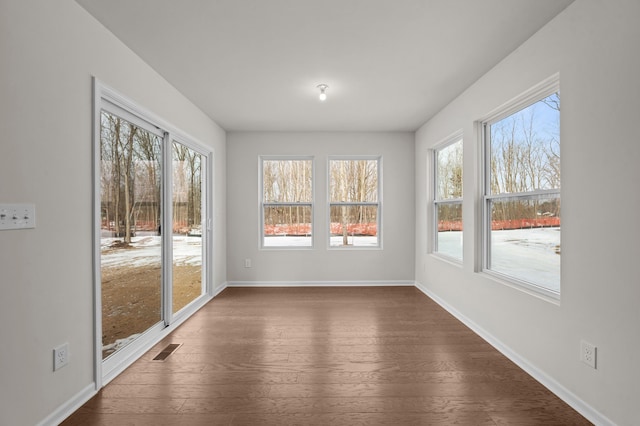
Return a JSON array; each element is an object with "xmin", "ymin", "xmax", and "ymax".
[
  {"xmin": 0, "ymin": 1, "xmax": 226, "ymax": 425},
  {"xmin": 227, "ymin": 132, "xmax": 414, "ymax": 284},
  {"xmin": 415, "ymin": 0, "xmax": 640, "ymax": 424},
  {"xmin": 3, "ymin": 0, "xmax": 637, "ymax": 424}
]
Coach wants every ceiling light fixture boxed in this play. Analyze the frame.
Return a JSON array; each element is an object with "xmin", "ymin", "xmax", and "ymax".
[{"xmin": 317, "ymin": 84, "xmax": 328, "ymax": 101}]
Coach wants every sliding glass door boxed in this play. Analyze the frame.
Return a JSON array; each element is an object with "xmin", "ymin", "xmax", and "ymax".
[
  {"xmin": 95, "ymin": 81, "xmax": 211, "ymax": 384},
  {"xmin": 171, "ymin": 141, "xmax": 205, "ymax": 315},
  {"xmin": 99, "ymin": 109, "xmax": 164, "ymax": 360}
]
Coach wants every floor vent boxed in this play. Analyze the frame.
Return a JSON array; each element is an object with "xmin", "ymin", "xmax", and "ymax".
[{"xmin": 152, "ymin": 343, "xmax": 182, "ymax": 361}]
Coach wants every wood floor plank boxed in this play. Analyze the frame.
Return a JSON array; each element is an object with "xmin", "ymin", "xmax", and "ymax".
[
  {"xmin": 62, "ymin": 411, "xmax": 234, "ymax": 426},
  {"xmin": 229, "ymin": 411, "xmax": 496, "ymax": 426},
  {"xmin": 100, "ymin": 383, "xmax": 272, "ymax": 399},
  {"xmin": 286, "ymin": 350, "xmax": 503, "ymax": 363},
  {"xmin": 294, "ymin": 369, "xmax": 538, "ymax": 384},
  {"xmin": 177, "ymin": 395, "xmax": 578, "ymax": 415},
  {"xmin": 150, "ymin": 342, "xmax": 493, "ymax": 355},
  {"xmin": 61, "ymin": 287, "xmax": 590, "ymax": 425},
  {"xmin": 266, "ymin": 382, "xmax": 553, "ymax": 399},
  {"xmin": 78, "ymin": 397, "xmax": 187, "ymax": 414},
  {"xmin": 108, "ymin": 371, "xmax": 299, "ymax": 386}
]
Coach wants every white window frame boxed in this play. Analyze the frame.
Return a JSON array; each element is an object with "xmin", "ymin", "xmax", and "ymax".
[
  {"xmin": 479, "ymin": 74, "xmax": 560, "ymax": 300},
  {"xmin": 431, "ymin": 132, "xmax": 463, "ymax": 262},
  {"xmin": 259, "ymin": 156, "xmax": 314, "ymax": 250},
  {"xmin": 328, "ymin": 155, "xmax": 382, "ymax": 250}
]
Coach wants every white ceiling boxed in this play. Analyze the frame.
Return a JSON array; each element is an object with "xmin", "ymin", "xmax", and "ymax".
[{"xmin": 76, "ymin": 0, "xmax": 574, "ymax": 132}]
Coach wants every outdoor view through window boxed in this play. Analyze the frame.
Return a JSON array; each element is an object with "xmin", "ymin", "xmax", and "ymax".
[
  {"xmin": 100, "ymin": 110, "xmax": 204, "ymax": 359},
  {"xmin": 434, "ymin": 138, "xmax": 463, "ymax": 260},
  {"xmin": 485, "ymin": 91, "xmax": 560, "ymax": 295},
  {"xmin": 262, "ymin": 159, "xmax": 313, "ymax": 247},
  {"xmin": 329, "ymin": 159, "xmax": 380, "ymax": 247}
]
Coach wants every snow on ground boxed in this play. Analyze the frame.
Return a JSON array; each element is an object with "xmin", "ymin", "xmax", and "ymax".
[
  {"xmin": 263, "ymin": 235, "xmax": 312, "ymax": 247},
  {"xmin": 101, "ymin": 235, "xmax": 202, "ymax": 268},
  {"xmin": 102, "ymin": 229, "xmax": 558, "ymax": 289},
  {"xmin": 100, "ymin": 235, "xmax": 202, "ymax": 355},
  {"xmin": 263, "ymin": 235, "xmax": 380, "ymax": 247},
  {"xmin": 438, "ymin": 227, "xmax": 560, "ymax": 292},
  {"xmin": 103, "ymin": 334, "xmax": 141, "ymax": 356},
  {"xmin": 171, "ymin": 235, "xmax": 204, "ymax": 266},
  {"xmin": 245, "ymin": 230, "xmax": 560, "ymax": 292},
  {"xmin": 330, "ymin": 236, "xmax": 378, "ymax": 247},
  {"xmin": 491, "ymin": 227, "xmax": 560, "ymax": 292},
  {"xmin": 437, "ymin": 232, "xmax": 463, "ymax": 260}
]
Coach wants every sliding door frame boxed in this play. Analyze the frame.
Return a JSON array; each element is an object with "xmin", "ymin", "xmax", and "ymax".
[{"xmin": 92, "ymin": 78, "xmax": 214, "ymax": 389}]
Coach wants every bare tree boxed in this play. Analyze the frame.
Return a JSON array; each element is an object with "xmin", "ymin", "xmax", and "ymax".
[
  {"xmin": 489, "ymin": 93, "xmax": 560, "ymax": 222},
  {"xmin": 330, "ymin": 159, "xmax": 378, "ymax": 245},
  {"xmin": 262, "ymin": 160, "xmax": 312, "ymax": 233},
  {"xmin": 136, "ymin": 131, "xmax": 162, "ymax": 232},
  {"xmin": 436, "ymin": 141, "xmax": 463, "ymax": 223},
  {"xmin": 121, "ymin": 123, "xmax": 137, "ymax": 243}
]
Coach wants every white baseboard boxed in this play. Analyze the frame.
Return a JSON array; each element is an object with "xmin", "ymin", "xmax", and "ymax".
[
  {"xmin": 212, "ymin": 281, "xmax": 228, "ymax": 296},
  {"xmin": 414, "ymin": 281, "xmax": 614, "ymax": 426},
  {"xmin": 45, "ymin": 281, "xmax": 611, "ymax": 426},
  {"xmin": 37, "ymin": 383, "xmax": 95, "ymax": 426},
  {"xmin": 44, "ymin": 282, "xmax": 229, "ymax": 426},
  {"xmin": 227, "ymin": 280, "xmax": 415, "ymax": 287}
]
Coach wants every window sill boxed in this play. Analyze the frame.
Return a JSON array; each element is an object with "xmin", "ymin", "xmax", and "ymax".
[
  {"xmin": 430, "ymin": 252, "xmax": 463, "ymax": 267},
  {"xmin": 481, "ymin": 269, "xmax": 560, "ymax": 305}
]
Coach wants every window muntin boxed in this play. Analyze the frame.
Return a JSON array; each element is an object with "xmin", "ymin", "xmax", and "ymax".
[
  {"xmin": 433, "ymin": 137, "xmax": 463, "ymax": 261},
  {"xmin": 484, "ymin": 88, "xmax": 560, "ymax": 296},
  {"xmin": 329, "ymin": 158, "xmax": 381, "ymax": 248},
  {"xmin": 261, "ymin": 158, "xmax": 313, "ymax": 248}
]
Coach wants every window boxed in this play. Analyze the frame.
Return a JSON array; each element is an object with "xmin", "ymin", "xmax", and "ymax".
[
  {"xmin": 433, "ymin": 135, "xmax": 463, "ymax": 261},
  {"xmin": 260, "ymin": 157, "xmax": 313, "ymax": 248},
  {"xmin": 329, "ymin": 157, "xmax": 381, "ymax": 248},
  {"xmin": 482, "ymin": 79, "xmax": 560, "ymax": 297}
]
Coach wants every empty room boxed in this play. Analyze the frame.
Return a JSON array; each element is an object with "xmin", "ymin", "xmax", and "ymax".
[{"xmin": 1, "ymin": 0, "xmax": 639, "ymax": 425}]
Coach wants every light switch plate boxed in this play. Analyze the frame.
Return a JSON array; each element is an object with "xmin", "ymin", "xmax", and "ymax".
[{"xmin": 0, "ymin": 204, "xmax": 36, "ymax": 230}]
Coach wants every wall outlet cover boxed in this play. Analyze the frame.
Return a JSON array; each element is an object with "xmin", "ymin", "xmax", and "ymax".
[
  {"xmin": 53, "ymin": 343, "xmax": 69, "ymax": 371},
  {"xmin": 580, "ymin": 340, "xmax": 597, "ymax": 369}
]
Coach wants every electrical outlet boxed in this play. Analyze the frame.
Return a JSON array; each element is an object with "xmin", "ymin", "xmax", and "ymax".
[
  {"xmin": 580, "ymin": 340, "xmax": 597, "ymax": 369},
  {"xmin": 53, "ymin": 343, "xmax": 69, "ymax": 371}
]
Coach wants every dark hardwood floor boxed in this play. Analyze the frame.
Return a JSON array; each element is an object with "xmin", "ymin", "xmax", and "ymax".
[{"xmin": 62, "ymin": 286, "xmax": 590, "ymax": 425}]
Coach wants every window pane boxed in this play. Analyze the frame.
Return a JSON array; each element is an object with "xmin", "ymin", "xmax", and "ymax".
[
  {"xmin": 172, "ymin": 142, "xmax": 204, "ymax": 314},
  {"xmin": 263, "ymin": 160, "xmax": 312, "ymax": 202},
  {"xmin": 263, "ymin": 205, "xmax": 312, "ymax": 247},
  {"xmin": 489, "ymin": 93, "xmax": 560, "ymax": 194},
  {"xmin": 436, "ymin": 140, "xmax": 463, "ymax": 200},
  {"xmin": 330, "ymin": 160, "xmax": 378, "ymax": 202},
  {"xmin": 488, "ymin": 195, "xmax": 560, "ymax": 292},
  {"xmin": 329, "ymin": 205, "xmax": 378, "ymax": 247},
  {"xmin": 261, "ymin": 158, "xmax": 313, "ymax": 248},
  {"xmin": 436, "ymin": 202, "xmax": 462, "ymax": 260},
  {"xmin": 100, "ymin": 110, "xmax": 162, "ymax": 359},
  {"xmin": 484, "ymin": 87, "xmax": 561, "ymax": 297}
]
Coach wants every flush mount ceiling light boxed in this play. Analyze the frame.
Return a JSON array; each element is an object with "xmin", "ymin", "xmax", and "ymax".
[{"xmin": 317, "ymin": 84, "xmax": 328, "ymax": 101}]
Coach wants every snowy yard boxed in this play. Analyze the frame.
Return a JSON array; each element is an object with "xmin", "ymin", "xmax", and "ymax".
[
  {"xmin": 101, "ymin": 235, "xmax": 202, "ymax": 268},
  {"xmin": 100, "ymin": 235, "xmax": 203, "ymax": 357},
  {"xmin": 438, "ymin": 227, "xmax": 560, "ymax": 292},
  {"xmin": 262, "ymin": 235, "xmax": 379, "ymax": 247}
]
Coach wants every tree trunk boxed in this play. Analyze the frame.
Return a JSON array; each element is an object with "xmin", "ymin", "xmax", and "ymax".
[{"xmin": 123, "ymin": 125, "xmax": 136, "ymax": 244}]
